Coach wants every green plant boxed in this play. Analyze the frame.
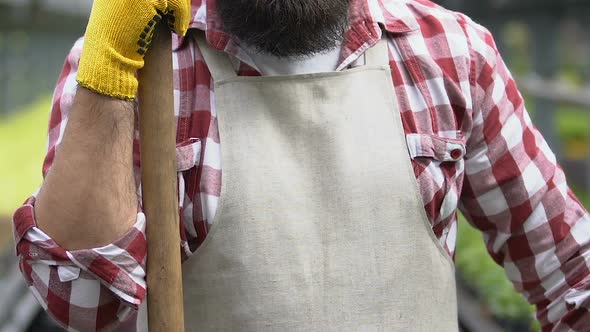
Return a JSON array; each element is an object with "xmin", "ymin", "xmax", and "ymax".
[
  {"xmin": 0, "ymin": 97, "xmax": 51, "ymax": 215},
  {"xmin": 456, "ymin": 215, "xmax": 538, "ymax": 330}
]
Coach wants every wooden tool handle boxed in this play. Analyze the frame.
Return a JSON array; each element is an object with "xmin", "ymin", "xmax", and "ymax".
[{"xmin": 138, "ymin": 23, "xmax": 185, "ymax": 332}]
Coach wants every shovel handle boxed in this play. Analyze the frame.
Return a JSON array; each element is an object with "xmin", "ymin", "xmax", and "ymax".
[{"xmin": 138, "ymin": 23, "xmax": 185, "ymax": 332}]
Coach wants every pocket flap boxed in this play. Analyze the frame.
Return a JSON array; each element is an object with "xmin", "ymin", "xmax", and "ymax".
[
  {"xmin": 176, "ymin": 138, "xmax": 202, "ymax": 171},
  {"xmin": 406, "ymin": 133, "xmax": 466, "ymax": 162}
]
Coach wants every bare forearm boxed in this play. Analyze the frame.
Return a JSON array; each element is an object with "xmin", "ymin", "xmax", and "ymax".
[{"xmin": 35, "ymin": 87, "xmax": 138, "ymax": 250}]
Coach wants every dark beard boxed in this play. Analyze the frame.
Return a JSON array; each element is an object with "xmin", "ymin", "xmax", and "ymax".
[{"xmin": 216, "ymin": 0, "xmax": 350, "ymax": 58}]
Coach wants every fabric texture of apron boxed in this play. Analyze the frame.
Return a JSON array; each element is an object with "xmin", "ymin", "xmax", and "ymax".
[{"xmin": 139, "ymin": 33, "xmax": 458, "ymax": 331}]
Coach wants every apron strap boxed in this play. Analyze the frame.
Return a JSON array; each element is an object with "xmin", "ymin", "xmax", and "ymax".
[
  {"xmin": 195, "ymin": 32, "xmax": 238, "ymax": 82},
  {"xmin": 364, "ymin": 38, "xmax": 390, "ymax": 67}
]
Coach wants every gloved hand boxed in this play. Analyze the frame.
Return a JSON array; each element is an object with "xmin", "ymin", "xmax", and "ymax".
[{"xmin": 77, "ymin": 0, "xmax": 191, "ymax": 100}]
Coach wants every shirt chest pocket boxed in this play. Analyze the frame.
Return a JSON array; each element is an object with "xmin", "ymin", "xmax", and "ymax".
[
  {"xmin": 405, "ymin": 132, "xmax": 466, "ymax": 230},
  {"xmin": 176, "ymin": 138, "xmax": 202, "ymax": 173},
  {"xmin": 176, "ymin": 138, "xmax": 202, "ymax": 216},
  {"xmin": 176, "ymin": 138, "xmax": 203, "ymax": 255}
]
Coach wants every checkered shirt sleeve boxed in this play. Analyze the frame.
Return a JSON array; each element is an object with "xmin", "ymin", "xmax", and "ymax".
[
  {"xmin": 457, "ymin": 15, "xmax": 590, "ymax": 331},
  {"xmin": 12, "ymin": 38, "xmax": 147, "ymax": 331}
]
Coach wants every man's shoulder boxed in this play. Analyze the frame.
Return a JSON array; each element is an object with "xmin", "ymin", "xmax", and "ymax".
[
  {"xmin": 394, "ymin": 0, "xmax": 497, "ymax": 59},
  {"xmin": 63, "ymin": 36, "xmax": 86, "ymax": 71},
  {"xmin": 402, "ymin": 0, "xmax": 487, "ymax": 31}
]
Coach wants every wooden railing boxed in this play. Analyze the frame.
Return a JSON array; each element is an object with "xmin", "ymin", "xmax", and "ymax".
[{"xmin": 518, "ymin": 76, "xmax": 590, "ymax": 110}]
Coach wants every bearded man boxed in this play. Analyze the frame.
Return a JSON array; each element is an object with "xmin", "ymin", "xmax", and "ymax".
[{"xmin": 13, "ymin": 0, "xmax": 590, "ymax": 330}]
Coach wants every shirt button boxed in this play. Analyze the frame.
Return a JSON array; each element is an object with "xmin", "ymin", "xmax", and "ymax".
[{"xmin": 450, "ymin": 149, "xmax": 463, "ymax": 160}]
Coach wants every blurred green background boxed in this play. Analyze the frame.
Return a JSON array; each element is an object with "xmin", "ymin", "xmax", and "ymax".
[{"xmin": 1, "ymin": 0, "xmax": 589, "ymax": 331}]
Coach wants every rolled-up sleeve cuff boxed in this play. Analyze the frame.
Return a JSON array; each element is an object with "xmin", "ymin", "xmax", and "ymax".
[
  {"xmin": 13, "ymin": 196, "xmax": 147, "ymax": 308},
  {"xmin": 565, "ymin": 275, "xmax": 590, "ymax": 310}
]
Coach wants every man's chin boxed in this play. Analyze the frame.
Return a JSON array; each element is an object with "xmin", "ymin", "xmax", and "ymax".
[{"xmin": 217, "ymin": 0, "xmax": 350, "ymax": 58}]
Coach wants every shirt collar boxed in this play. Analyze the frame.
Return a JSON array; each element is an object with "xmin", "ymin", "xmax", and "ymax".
[{"xmin": 173, "ymin": 0, "xmax": 419, "ymax": 51}]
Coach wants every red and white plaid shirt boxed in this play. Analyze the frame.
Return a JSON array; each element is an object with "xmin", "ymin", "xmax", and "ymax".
[{"xmin": 13, "ymin": 0, "xmax": 590, "ymax": 331}]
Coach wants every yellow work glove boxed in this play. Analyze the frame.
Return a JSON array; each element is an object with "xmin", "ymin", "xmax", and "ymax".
[{"xmin": 77, "ymin": 0, "xmax": 191, "ymax": 100}]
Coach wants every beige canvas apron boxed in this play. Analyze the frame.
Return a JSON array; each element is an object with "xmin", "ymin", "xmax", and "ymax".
[{"xmin": 138, "ymin": 34, "xmax": 458, "ymax": 331}]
